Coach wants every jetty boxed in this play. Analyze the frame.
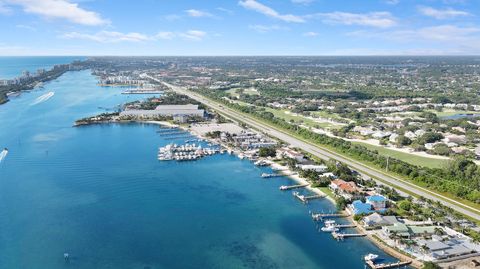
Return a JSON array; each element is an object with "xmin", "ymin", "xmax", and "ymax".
[
  {"xmin": 279, "ymin": 183, "xmax": 309, "ymax": 191},
  {"xmin": 311, "ymin": 212, "xmax": 349, "ymax": 221},
  {"xmin": 365, "ymin": 260, "xmax": 412, "ymax": 269},
  {"xmin": 332, "ymin": 232, "xmax": 366, "ymax": 240},
  {"xmin": 292, "ymin": 191, "xmax": 324, "ymax": 203}
]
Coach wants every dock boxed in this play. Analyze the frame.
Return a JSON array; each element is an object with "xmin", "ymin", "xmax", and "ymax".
[
  {"xmin": 292, "ymin": 191, "xmax": 324, "ymax": 203},
  {"xmin": 366, "ymin": 260, "xmax": 412, "ymax": 269},
  {"xmin": 261, "ymin": 173, "xmax": 282, "ymax": 178},
  {"xmin": 332, "ymin": 232, "xmax": 366, "ymax": 240},
  {"xmin": 333, "ymin": 224, "xmax": 357, "ymax": 228},
  {"xmin": 279, "ymin": 184, "xmax": 309, "ymax": 191},
  {"xmin": 311, "ymin": 212, "xmax": 350, "ymax": 221}
]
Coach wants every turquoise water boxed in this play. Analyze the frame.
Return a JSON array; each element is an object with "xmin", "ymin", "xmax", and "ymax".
[
  {"xmin": 0, "ymin": 56, "xmax": 85, "ymax": 79},
  {"xmin": 0, "ymin": 69, "xmax": 399, "ymax": 269}
]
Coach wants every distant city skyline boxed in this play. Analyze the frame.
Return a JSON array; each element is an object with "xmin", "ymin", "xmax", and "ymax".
[{"xmin": 0, "ymin": 0, "xmax": 479, "ymax": 56}]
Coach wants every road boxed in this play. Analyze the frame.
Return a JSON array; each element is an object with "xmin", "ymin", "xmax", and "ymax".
[{"xmin": 148, "ymin": 75, "xmax": 480, "ymax": 220}]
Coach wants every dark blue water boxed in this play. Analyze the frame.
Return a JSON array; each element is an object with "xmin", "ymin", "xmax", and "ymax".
[
  {"xmin": 0, "ymin": 69, "xmax": 398, "ymax": 269},
  {"xmin": 0, "ymin": 56, "xmax": 85, "ymax": 79}
]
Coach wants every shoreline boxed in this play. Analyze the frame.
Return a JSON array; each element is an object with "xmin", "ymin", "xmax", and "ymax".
[{"xmin": 74, "ymin": 119, "xmax": 424, "ymax": 267}]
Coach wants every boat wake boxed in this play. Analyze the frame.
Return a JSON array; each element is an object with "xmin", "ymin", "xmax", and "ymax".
[
  {"xmin": 31, "ymin": 91, "xmax": 54, "ymax": 105},
  {"xmin": 0, "ymin": 148, "xmax": 8, "ymax": 163}
]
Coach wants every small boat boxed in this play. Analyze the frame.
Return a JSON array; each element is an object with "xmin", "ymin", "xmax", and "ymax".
[
  {"xmin": 364, "ymin": 253, "xmax": 379, "ymax": 262},
  {"xmin": 324, "ymin": 220, "xmax": 336, "ymax": 225},
  {"xmin": 321, "ymin": 226, "xmax": 339, "ymax": 232}
]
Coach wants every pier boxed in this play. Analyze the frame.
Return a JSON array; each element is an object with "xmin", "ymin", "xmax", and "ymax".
[
  {"xmin": 365, "ymin": 260, "xmax": 411, "ymax": 269},
  {"xmin": 332, "ymin": 232, "xmax": 366, "ymax": 240},
  {"xmin": 292, "ymin": 191, "xmax": 324, "ymax": 203},
  {"xmin": 311, "ymin": 212, "xmax": 350, "ymax": 221},
  {"xmin": 261, "ymin": 173, "xmax": 282, "ymax": 178},
  {"xmin": 279, "ymin": 183, "xmax": 309, "ymax": 191}
]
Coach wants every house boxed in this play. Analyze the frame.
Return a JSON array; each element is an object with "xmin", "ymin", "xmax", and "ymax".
[
  {"xmin": 363, "ymin": 212, "xmax": 400, "ymax": 228},
  {"xmin": 382, "ymin": 223, "xmax": 410, "ymax": 238},
  {"xmin": 349, "ymin": 200, "xmax": 373, "ymax": 215},
  {"xmin": 329, "ymin": 179, "xmax": 361, "ymax": 200},
  {"xmin": 280, "ymin": 148, "xmax": 305, "ymax": 162},
  {"xmin": 366, "ymin": 195, "xmax": 387, "ymax": 210},
  {"xmin": 418, "ymin": 238, "xmax": 474, "ymax": 261},
  {"xmin": 443, "ymin": 134, "xmax": 467, "ymax": 145}
]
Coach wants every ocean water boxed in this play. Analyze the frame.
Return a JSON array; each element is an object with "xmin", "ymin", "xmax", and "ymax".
[
  {"xmin": 0, "ymin": 56, "xmax": 85, "ymax": 79},
  {"xmin": 0, "ymin": 69, "xmax": 401, "ymax": 269}
]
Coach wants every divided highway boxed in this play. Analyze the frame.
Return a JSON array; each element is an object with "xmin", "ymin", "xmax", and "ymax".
[{"xmin": 148, "ymin": 76, "xmax": 480, "ymax": 221}]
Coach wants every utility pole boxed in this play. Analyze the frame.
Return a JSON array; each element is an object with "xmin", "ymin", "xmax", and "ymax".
[{"xmin": 386, "ymin": 156, "xmax": 390, "ymax": 172}]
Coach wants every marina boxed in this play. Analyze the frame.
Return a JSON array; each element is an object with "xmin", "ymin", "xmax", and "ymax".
[
  {"xmin": 0, "ymin": 68, "xmax": 409, "ymax": 269},
  {"xmin": 157, "ymin": 143, "xmax": 219, "ymax": 161}
]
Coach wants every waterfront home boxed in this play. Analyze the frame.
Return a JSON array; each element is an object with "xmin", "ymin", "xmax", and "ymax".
[
  {"xmin": 349, "ymin": 200, "xmax": 374, "ymax": 215},
  {"xmin": 278, "ymin": 148, "xmax": 305, "ymax": 162},
  {"xmin": 363, "ymin": 212, "xmax": 400, "ymax": 228},
  {"xmin": 366, "ymin": 195, "xmax": 387, "ymax": 210},
  {"xmin": 382, "ymin": 224, "xmax": 439, "ymax": 239},
  {"xmin": 329, "ymin": 179, "xmax": 361, "ymax": 200},
  {"xmin": 419, "ymin": 238, "xmax": 473, "ymax": 261},
  {"xmin": 348, "ymin": 195, "xmax": 388, "ymax": 215},
  {"xmin": 382, "ymin": 223, "xmax": 410, "ymax": 238}
]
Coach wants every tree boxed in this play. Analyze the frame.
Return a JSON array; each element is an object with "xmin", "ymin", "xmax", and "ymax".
[
  {"xmin": 423, "ymin": 261, "xmax": 440, "ymax": 269},
  {"xmin": 258, "ymin": 147, "xmax": 277, "ymax": 157},
  {"xmin": 396, "ymin": 135, "xmax": 412, "ymax": 147},
  {"xmin": 335, "ymin": 197, "xmax": 347, "ymax": 211}
]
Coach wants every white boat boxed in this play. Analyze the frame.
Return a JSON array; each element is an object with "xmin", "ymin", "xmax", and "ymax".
[
  {"xmin": 324, "ymin": 220, "xmax": 336, "ymax": 226},
  {"xmin": 364, "ymin": 253, "xmax": 379, "ymax": 262},
  {"xmin": 321, "ymin": 226, "xmax": 339, "ymax": 232},
  {"xmin": 0, "ymin": 148, "xmax": 8, "ymax": 163}
]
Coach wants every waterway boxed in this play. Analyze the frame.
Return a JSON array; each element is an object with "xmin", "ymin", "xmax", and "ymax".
[
  {"xmin": 0, "ymin": 69, "xmax": 399, "ymax": 269},
  {"xmin": 0, "ymin": 56, "xmax": 84, "ymax": 79}
]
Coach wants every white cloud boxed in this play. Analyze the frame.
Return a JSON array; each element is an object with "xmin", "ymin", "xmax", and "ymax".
[
  {"xmin": 238, "ymin": 0, "xmax": 305, "ymax": 23},
  {"xmin": 62, "ymin": 31, "xmax": 150, "ymax": 43},
  {"xmin": 179, "ymin": 30, "xmax": 207, "ymax": 41},
  {"xmin": 216, "ymin": 7, "xmax": 233, "ymax": 14},
  {"xmin": 418, "ymin": 6, "xmax": 470, "ymax": 19},
  {"xmin": 249, "ymin": 24, "xmax": 286, "ymax": 33},
  {"xmin": 185, "ymin": 9, "xmax": 213, "ymax": 18},
  {"xmin": 156, "ymin": 31, "xmax": 175, "ymax": 40},
  {"xmin": 312, "ymin": 11, "xmax": 397, "ymax": 28},
  {"xmin": 0, "ymin": 1, "xmax": 12, "ymax": 14},
  {"xmin": 4, "ymin": 0, "xmax": 108, "ymax": 25},
  {"xmin": 303, "ymin": 31, "xmax": 318, "ymax": 37}
]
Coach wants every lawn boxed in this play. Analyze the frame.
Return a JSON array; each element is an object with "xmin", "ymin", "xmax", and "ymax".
[
  {"xmin": 265, "ymin": 108, "xmax": 341, "ymax": 129},
  {"xmin": 352, "ymin": 141, "xmax": 450, "ymax": 169}
]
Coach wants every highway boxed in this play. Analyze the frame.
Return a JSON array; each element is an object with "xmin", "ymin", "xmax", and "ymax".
[{"xmin": 148, "ymin": 75, "xmax": 480, "ymax": 221}]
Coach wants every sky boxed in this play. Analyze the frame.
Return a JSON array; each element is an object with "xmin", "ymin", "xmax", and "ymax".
[{"xmin": 0, "ymin": 0, "xmax": 479, "ymax": 56}]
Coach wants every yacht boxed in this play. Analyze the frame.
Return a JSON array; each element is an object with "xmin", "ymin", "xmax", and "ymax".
[{"xmin": 364, "ymin": 253, "xmax": 379, "ymax": 262}]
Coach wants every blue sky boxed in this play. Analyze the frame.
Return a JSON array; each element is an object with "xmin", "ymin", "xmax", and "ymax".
[{"xmin": 0, "ymin": 0, "xmax": 479, "ymax": 55}]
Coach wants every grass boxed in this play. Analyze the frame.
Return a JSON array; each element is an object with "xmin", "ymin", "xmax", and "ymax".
[
  {"xmin": 310, "ymin": 110, "xmax": 347, "ymax": 121},
  {"xmin": 319, "ymin": 187, "xmax": 335, "ymax": 199},
  {"xmin": 352, "ymin": 142, "xmax": 450, "ymax": 169},
  {"xmin": 264, "ymin": 108, "xmax": 340, "ymax": 130},
  {"xmin": 197, "ymin": 94, "xmax": 480, "ymax": 215}
]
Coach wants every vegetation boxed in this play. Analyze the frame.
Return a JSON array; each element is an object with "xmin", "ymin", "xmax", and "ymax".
[
  {"xmin": 258, "ymin": 147, "xmax": 277, "ymax": 157},
  {"xmin": 197, "ymin": 88, "xmax": 480, "ymax": 205}
]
